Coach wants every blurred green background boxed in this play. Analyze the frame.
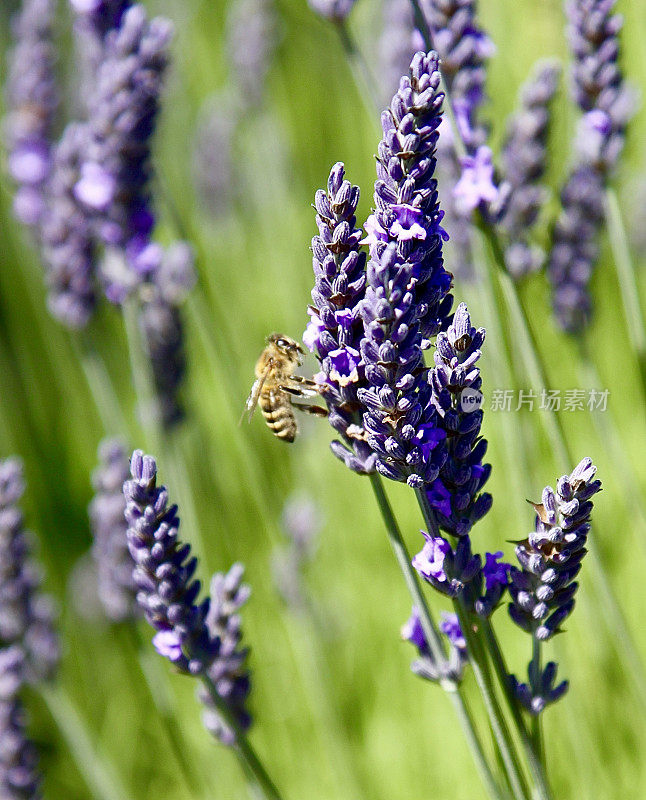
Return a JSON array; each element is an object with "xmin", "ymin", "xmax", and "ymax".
[{"xmin": 1, "ymin": 0, "xmax": 646, "ymax": 798}]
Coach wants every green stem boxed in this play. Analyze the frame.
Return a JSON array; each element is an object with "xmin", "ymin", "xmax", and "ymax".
[
  {"xmin": 481, "ymin": 620, "xmax": 552, "ymax": 800},
  {"xmin": 369, "ymin": 475, "xmax": 505, "ymax": 800},
  {"xmin": 335, "ymin": 21, "xmax": 382, "ymax": 118},
  {"xmin": 201, "ymin": 675, "xmax": 284, "ymax": 800},
  {"xmin": 124, "ymin": 625, "xmax": 202, "ymax": 797},
  {"xmin": 604, "ymin": 186, "xmax": 646, "ymax": 394},
  {"xmin": 40, "ymin": 685, "xmax": 134, "ymax": 800},
  {"xmin": 122, "ymin": 297, "xmax": 161, "ymax": 452},
  {"xmin": 70, "ymin": 333, "xmax": 128, "ymax": 436},
  {"xmin": 530, "ymin": 639, "xmax": 544, "ymax": 770},
  {"xmin": 453, "ymin": 602, "xmax": 529, "ymax": 800}
]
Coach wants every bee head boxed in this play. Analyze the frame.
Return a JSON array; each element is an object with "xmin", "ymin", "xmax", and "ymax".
[{"xmin": 267, "ymin": 333, "xmax": 304, "ymax": 363}]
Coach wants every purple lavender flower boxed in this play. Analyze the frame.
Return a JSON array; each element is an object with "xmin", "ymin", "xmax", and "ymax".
[
  {"xmin": 38, "ymin": 123, "xmax": 97, "ymax": 327},
  {"xmin": 0, "ymin": 646, "xmax": 41, "ymax": 800},
  {"xmin": 426, "ymin": 303, "xmax": 492, "ymax": 536},
  {"xmin": 548, "ymin": 166, "xmax": 605, "ymax": 333},
  {"xmin": 308, "ymin": 0, "xmax": 357, "ymax": 21},
  {"xmin": 499, "ymin": 61, "xmax": 561, "ymax": 277},
  {"xmin": 453, "ymin": 146, "xmax": 498, "ymax": 215},
  {"xmin": 508, "ymin": 458, "xmax": 601, "ymax": 642},
  {"xmin": 358, "ymin": 51, "xmax": 453, "ymax": 486},
  {"xmin": 70, "ymin": 0, "xmax": 131, "ymax": 39},
  {"xmin": 0, "ymin": 459, "xmax": 59, "ymax": 684},
  {"xmin": 402, "ymin": 607, "xmax": 467, "ymax": 682},
  {"xmin": 3, "ymin": 0, "xmax": 58, "ymax": 229},
  {"xmin": 89, "ymin": 439, "xmax": 138, "ymax": 622},
  {"xmin": 306, "ymin": 163, "xmax": 376, "ymax": 475},
  {"xmin": 510, "ymin": 661, "xmax": 568, "ymax": 716},
  {"xmin": 73, "ymin": 5, "xmax": 173, "ymax": 298},
  {"xmin": 412, "ymin": 531, "xmax": 480, "ymax": 597},
  {"xmin": 124, "ymin": 450, "xmax": 252, "ymax": 743},
  {"xmin": 566, "ymin": 0, "xmax": 634, "ymax": 174}
]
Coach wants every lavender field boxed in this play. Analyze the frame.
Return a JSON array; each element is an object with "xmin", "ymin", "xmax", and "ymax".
[{"xmin": 1, "ymin": 1, "xmax": 646, "ymax": 798}]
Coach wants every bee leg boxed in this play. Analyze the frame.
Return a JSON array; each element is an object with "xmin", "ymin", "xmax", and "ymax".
[
  {"xmin": 279, "ymin": 384, "xmax": 318, "ymax": 398},
  {"xmin": 291, "ymin": 402, "xmax": 328, "ymax": 418}
]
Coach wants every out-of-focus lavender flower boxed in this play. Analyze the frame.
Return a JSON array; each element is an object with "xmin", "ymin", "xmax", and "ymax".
[
  {"xmin": 548, "ymin": 166, "xmax": 605, "ymax": 334},
  {"xmin": 308, "ymin": 0, "xmax": 356, "ymax": 21},
  {"xmin": 192, "ymin": 92, "xmax": 239, "ymax": 218},
  {"xmin": 4, "ymin": 0, "xmax": 58, "ymax": 229},
  {"xmin": 426, "ymin": 303, "xmax": 491, "ymax": 536},
  {"xmin": 566, "ymin": 0, "xmax": 634, "ymax": 174},
  {"xmin": 305, "ymin": 163, "xmax": 375, "ymax": 475},
  {"xmin": 89, "ymin": 439, "xmax": 138, "ymax": 623},
  {"xmin": 226, "ymin": 0, "xmax": 277, "ymax": 109},
  {"xmin": 510, "ymin": 661, "xmax": 568, "ymax": 716},
  {"xmin": 70, "ymin": 0, "xmax": 131, "ymax": 39},
  {"xmin": 421, "ymin": 0, "xmax": 494, "ymax": 152},
  {"xmin": 197, "ymin": 565, "xmax": 252, "ymax": 745},
  {"xmin": 453, "ymin": 146, "xmax": 498, "ymax": 216},
  {"xmin": 124, "ymin": 450, "xmax": 252, "ymax": 744},
  {"xmin": 378, "ymin": 0, "xmax": 417, "ymax": 104},
  {"xmin": 272, "ymin": 492, "xmax": 322, "ymax": 608},
  {"xmin": 509, "ymin": 458, "xmax": 601, "ymax": 643},
  {"xmin": 73, "ymin": 5, "xmax": 173, "ymax": 299},
  {"xmin": 38, "ymin": 123, "xmax": 97, "ymax": 328},
  {"xmin": 0, "ymin": 459, "xmax": 59, "ymax": 684},
  {"xmin": 499, "ymin": 61, "xmax": 561, "ymax": 277},
  {"xmin": 0, "ymin": 646, "xmax": 41, "ymax": 800},
  {"xmin": 359, "ymin": 51, "xmax": 453, "ymax": 487},
  {"xmin": 402, "ymin": 607, "xmax": 467, "ymax": 682}
]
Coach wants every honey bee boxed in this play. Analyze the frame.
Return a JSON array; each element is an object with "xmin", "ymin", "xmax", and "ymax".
[{"xmin": 244, "ymin": 334, "xmax": 327, "ymax": 442}]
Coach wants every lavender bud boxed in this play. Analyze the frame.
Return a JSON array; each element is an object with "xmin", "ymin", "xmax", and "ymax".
[
  {"xmin": 0, "ymin": 459, "xmax": 59, "ymax": 684},
  {"xmin": 509, "ymin": 458, "xmax": 601, "ymax": 642},
  {"xmin": 124, "ymin": 451, "xmax": 252, "ymax": 744},
  {"xmin": 4, "ymin": 0, "xmax": 58, "ymax": 229},
  {"xmin": 499, "ymin": 61, "xmax": 561, "ymax": 277},
  {"xmin": 426, "ymin": 303, "xmax": 491, "ymax": 537},
  {"xmin": 402, "ymin": 607, "xmax": 467, "ymax": 683},
  {"xmin": 306, "ymin": 162, "xmax": 376, "ymax": 475},
  {"xmin": 89, "ymin": 439, "xmax": 138, "ymax": 622},
  {"xmin": 360, "ymin": 51, "xmax": 453, "ymax": 486},
  {"xmin": 510, "ymin": 661, "xmax": 568, "ymax": 716}
]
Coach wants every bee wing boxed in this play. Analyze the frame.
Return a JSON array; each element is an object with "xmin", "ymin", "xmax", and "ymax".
[{"xmin": 241, "ymin": 359, "xmax": 273, "ymax": 424}]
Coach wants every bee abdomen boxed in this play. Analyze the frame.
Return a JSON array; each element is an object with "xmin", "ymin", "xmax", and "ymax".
[{"xmin": 260, "ymin": 394, "xmax": 297, "ymax": 443}]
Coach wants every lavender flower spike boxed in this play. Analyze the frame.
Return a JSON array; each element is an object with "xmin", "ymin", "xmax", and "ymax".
[
  {"xmin": 0, "ymin": 646, "xmax": 41, "ymax": 800},
  {"xmin": 124, "ymin": 450, "xmax": 252, "ymax": 743},
  {"xmin": 499, "ymin": 60, "xmax": 561, "ymax": 277},
  {"xmin": 567, "ymin": 0, "xmax": 634, "ymax": 174},
  {"xmin": 74, "ymin": 5, "xmax": 173, "ymax": 299},
  {"xmin": 426, "ymin": 302, "xmax": 492, "ymax": 537},
  {"xmin": 402, "ymin": 607, "xmax": 467, "ymax": 683},
  {"xmin": 0, "ymin": 458, "xmax": 59, "ymax": 683},
  {"xmin": 547, "ymin": 166, "xmax": 605, "ymax": 334},
  {"xmin": 359, "ymin": 51, "xmax": 453, "ymax": 486},
  {"xmin": 509, "ymin": 457, "xmax": 601, "ymax": 642},
  {"xmin": 4, "ymin": 0, "xmax": 58, "ymax": 228},
  {"xmin": 306, "ymin": 162, "xmax": 375, "ymax": 475},
  {"xmin": 39, "ymin": 123, "xmax": 97, "ymax": 328},
  {"xmin": 89, "ymin": 439, "xmax": 138, "ymax": 622}
]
